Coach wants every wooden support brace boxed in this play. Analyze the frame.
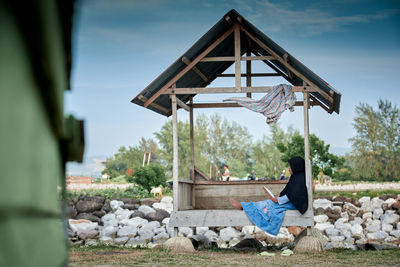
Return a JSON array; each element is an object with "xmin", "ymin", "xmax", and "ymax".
[
  {"xmin": 138, "ymin": 95, "xmax": 170, "ymax": 114},
  {"xmin": 283, "ymin": 53, "xmax": 294, "ymax": 80},
  {"xmin": 182, "ymin": 56, "xmax": 208, "ymax": 82},
  {"xmin": 218, "ymin": 73, "xmax": 281, "ymax": 77},
  {"xmin": 234, "ymin": 24, "xmax": 241, "ymax": 89},
  {"xmin": 175, "ymin": 97, "xmax": 190, "ymax": 112}
]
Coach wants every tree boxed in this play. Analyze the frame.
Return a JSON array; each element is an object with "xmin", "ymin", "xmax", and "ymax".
[
  {"xmin": 277, "ymin": 131, "xmax": 344, "ymax": 178},
  {"xmin": 130, "ymin": 164, "xmax": 167, "ymax": 192},
  {"xmin": 348, "ymin": 100, "xmax": 400, "ymax": 180}
]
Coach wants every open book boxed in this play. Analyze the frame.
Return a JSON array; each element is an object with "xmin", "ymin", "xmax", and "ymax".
[{"xmin": 263, "ymin": 186, "xmax": 275, "ymax": 198}]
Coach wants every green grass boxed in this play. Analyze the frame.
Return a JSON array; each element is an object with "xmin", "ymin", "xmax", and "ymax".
[{"xmin": 69, "ymin": 246, "xmax": 400, "ymax": 267}]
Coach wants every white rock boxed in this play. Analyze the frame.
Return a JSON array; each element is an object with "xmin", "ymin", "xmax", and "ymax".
[
  {"xmin": 384, "ymin": 236, "xmax": 397, "ymax": 243},
  {"xmin": 137, "ymin": 228, "xmax": 154, "ymax": 241},
  {"xmin": 335, "ymin": 218, "xmax": 349, "ymax": 224},
  {"xmin": 219, "ymin": 227, "xmax": 240, "ymax": 242},
  {"xmin": 343, "ymin": 203, "xmax": 358, "ymax": 216},
  {"xmin": 114, "ymin": 237, "xmax": 129, "ymax": 245},
  {"xmin": 330, "ymin": 235, "xmax": 345, "ymax": 242},
  {"xmin": 345, "ymin": 237, "xmax": 355, "ymax": 244},
  {"xmin": 125, "ymin": 237, "xmax": 147, "ymax": 248},
  {"xmin": 110, "ymin": 200, "xmax": 123, "ymax": 210},
  {"xmin": 384, "ymin": 198, "xmax": 397, "ymax": 208},
  {"xmin": 196, "ymin": 227, "xmax": 209, "ymax": 235},
  {"xmin": 138, "ymin": 205, "xmax": 156, "ymax": 215},
  {"xmin": 115, "ymin": 208, "xmax": 134, "ymax": 221},
  {"xmin": 335, "ymin": 223, "xmax": 351, "ymax": 232},
  {"xmin": 356, "ymin": 238, "xmax": 367, "ymax": 245},
  {"xmin": 359, "ymin": 197, "xmax": 371, "ymax": 204},
  {"xmin": 77, "ymin": 229, "xmax": 99, "ymax": 240},
  {"xmin": 382, "ymin": 223, "xmax": 393, "ymax": 233},
  {"xmin": 340, "ymin": 212, "xmax": 349, "ymax": 220},
  {"xmin": 325, "ymin": 227, "xmax": 340, "ymax": 237},
  {"xmin": 100, "ymin": 225, "xmax": 118, "ymax": 238},
  {"xmin": 143, "ymin": 221, "xmax": 161, "ymax": 232},
  {"xmin": 154, "ymin": 227, "xmax": 166, "ymax": 235},
  {"xmin": 101, "ymin": 214, "xmax": 116, "ymax": 224},
  {"xmin": 315, "ymin": 222, "xmax": 333, "ymax": 232},
  {"xmin": 216, "ymin": 239, "xmax": 228, "ymax": 248},
  {"xmin": 154, "ymin": 232, "xmax": 170, "ymax": 241},
  {"xmin": 332, "ymin": 206, "xmax": 342, "ymax": 213},
  {"xmin": 385, "ymin": 210, "xmax": 396, "ymax": 215},
  {"xmin": 366, "ymin": 231, "xmax": 388, "ymax": 241},
  {"xmin": 99, "ymin": 236, "xmax": 113, "ymax": 244},
  {"xmin": 152, "ymin": 202, "xmax": 167, "ymax": 210},
  {"xmin": 229, "ymin": 238, "xmax": 240, "ymax": 247},
  {"xmin": 397, "ymin": 222, "xmax": 400, "ymax": 230},
  {"xmin": 342, "ymin": 230, "xmax": 352, "ymax": 240},
  {"xmin": 390, "ymin": 230, "xmax": 400, "ymax": 238},
  {"xmin": 359, "ymin": 197, "xmax": 372, "ymax": 212},
  {"xmin": 161, "ymin": 196, "xmax": 173, "ymax": 204},
  {"xmin": 350, "ymin": 217, "xmax": 363, "ymax": 225},
  {"xmin": 313, "ymin": 199, "xmax": 333, "ymax": 210},
  {"xmin": 381, "ymin": 213, "xmax": 400, "ymax": 225},
  {"xmin": 204, "ymin": 230, "xmax": 218, "ymax": 242},
  {"xmin": 162, "ymin": 218, "xmax": 170, "ymax": 225},
  {"xmin": 362, "ymin": 212, "xmax": 373, "ymax": 220},
  {"xmin": 85, "ymin": 239, "xmax": 99, "ymax": 246},
  {"xmin": 179, "ymin": 227, "xmax": 193, "ymax": 237},
  {"xmin": 166, "ymin": 227, "xmax": 174, "ymax": 237},
  {"xmin": 350, "ymin": 224, "xmax": 364, "ymax": 238},
  {"xmin": 314, "ymin": 215, "xmax": 329, "ymax": 224},
  {"xmin": 69, "ymin": 219, "xmax": 98, "ymax": 232},
  {"xmin": 126, "ymin": 217, "xmax": 148, "ymax": 228},
  {"xmin": 372, "ymin": 208, "xmax": 383, "ymax": 220},
  {"xmin": 366, "ymin": 220, "xmax": 381, "ymax": 232},
  {"xmin": 117, "ymin": 225, "xmax": 138, "ymax": 237},
  {"xmin": 371, "ymin": 197, "xmax": 384, "ymax": 210}
]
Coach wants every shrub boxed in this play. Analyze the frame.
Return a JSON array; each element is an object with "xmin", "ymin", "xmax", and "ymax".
[{"xmin": 129, "ymin": 164, "xmax": 167, "ymax": 192}]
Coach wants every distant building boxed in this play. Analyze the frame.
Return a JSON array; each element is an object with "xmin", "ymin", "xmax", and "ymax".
[{"xmin": 101, "ymin": 173, "xmax": 111, "ymax": 179}]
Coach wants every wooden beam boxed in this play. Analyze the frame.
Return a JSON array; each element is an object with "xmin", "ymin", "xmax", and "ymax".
[
  {"xmin": 241, "ymin": 26, "xmax": 334, "ymax": 103},
  {"xmin": 144, "ymin": 27, "xmax": 234, "ymax": 107},
  {"xmin": 283, "ymin": 53, "xmax": 294, "ymax": 80},
  {"xmin": 182, "ymin": 56, "xmax": 208, "ymax": 82},
  {"xmin": 303, "ymin": 90, "xmax": 314, "ymax": 221},
  {"xmin": 246, "ymin": 50, "xmax": 251, "ymax": 98},
  {"xmin": 137, "ymin": 95, "xmax": 169, "ymax": 114},
  {"xmin": 165, "ymin": 86, "xmax": 308, "ymax": 95},
  {"xmin": 234, "ymin": 24, "xmax": 241, "ymax": 89},
  {"xmin": 190, "ymin": 101, "xmax": 317, "ymax": 109},
  {"xmin": 200, "ymin": 56, "xmax": 235, "ymax": 62},
  {"xmin": 309, "ymin": 94, "xmax": 330, "ymax": 113},
  {"xmin": 241, "ymin": 56, "xmax": 274, "ymax": 61},
  {"xmin": 219, "ymin": 73, "xmax": 281, "ymax": 77},
  {"xmin": 175, "ymin": 97, "xmax": 190, "ymax": 112},
  {"xmin": 189, "ymin": 97, "xmax": 195, "ymax": 207},
  {"xmin": 170, "ymin": 94, "xmax": 179, "ymax": 215},
  {"xmin": 252, "ymin": 50, "xmax": 295, "ymax": 84}
]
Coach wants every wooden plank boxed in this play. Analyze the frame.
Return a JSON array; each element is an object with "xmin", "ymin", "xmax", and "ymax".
[
  {"xmin": 190, "ymin": 101, "xmax": 318, "ymax": 109},
  {"xmin": 241, "ymin": 27, "xmax": 333, "ymax": 103},
  {"xmin": 178, "ymin": 178, "xmax": 194, "ymax": 184},
  {"xmin": 200, "ymin": 56, "xmax": 235, "ymax": 62},
  {"xmin": 189, "ymin": 97, "xmax": 195, "ymax": 207},
  {"xmin": 171, "ymin": 94, "xmax": 179, "ymax": 212},
  {"xmin": 283, "ymin": 53, "xmax": 294, "ymax": 80},
  {"xmin": 137, "ymin": 95, "xmax": 170, "ymax": 114},
  {"xmin": 182, "ymin": 56, "xmax": 208, "ymax": 82},
  {"xmin": 194, "ymin": 166, "xmax": 210, "ymax": 181},
  {"xmin": 234, "ymin": 24, "xmax": 241, "ymax": 89},
  {"xmin": 144, "ymin": 27, "xmax": 234, "ymax": 107},
  {"xmin": 168, "ymin": 210, "xmax": 314, "ymax": 227},
  {"xmin": 309, "ymin": 94, "xmax": 330, "ymax": 113},
  {"xmin": 175, "ymin": 97, "xmax": 190, "ymax": 112},
  {"xmin": 178, "ymin": 182, "xmax": 192, "ymax": 210},
  {"xmin": 166, "ymin": 85, "xmax": 309, "ymax": 95},
  {"xmin": 219, "ymin": 73, "xmax": 281, "ymax": 77},
  {"xmin": 303, "ymin": 90, "xmax": 314, "ymax": 219},
  {"xmin": 246, "ymin": 50, "xmax": 251, "ymax": 98},
  {"xmin": 195, "ymin": 180, "xmax": 287, "ymax": 185},
  {"xmin": 241, "ymin": 56, "xmax": 274, "ymax": 61}
]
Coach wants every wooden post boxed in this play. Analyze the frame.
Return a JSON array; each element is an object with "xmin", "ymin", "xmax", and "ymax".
[
  {"xmin": 189, "ymin": 97, "xmax": 195, "ymax": 207},
  {"xmin": 234, "ymin": 24, "xmax": 241, "ymax": 89},
  {"xmin": 303, "ymin": 90, "xmax": 313, "ymax": 232},
  {"xmin": 170, "ymin": 94, "xmax": 179, "ymax": 236},
  {"xmin": 246, "ymin": 50, "xmax": 251, "ymax": 98}
]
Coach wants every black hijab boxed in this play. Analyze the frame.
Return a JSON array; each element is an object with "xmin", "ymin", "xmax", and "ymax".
[{"xmin": 279, "ymin": 156, "xmax": 308, "ymax": 214}]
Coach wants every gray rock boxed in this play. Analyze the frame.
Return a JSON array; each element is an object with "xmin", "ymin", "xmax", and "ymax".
[
  {"xmin": 325, "ymin": 227, "xmax": 340, "ymax": 237},
  {"xmin": 117, "ymin": 225, "xmax": 138, "ymax": 238},
  {"xmin": 390, "ymin": 230, "xmax": 400, "ymax": 238},
  {"xmin": 69, "ymin": 205, "xmax": 78, "ymax": 218},
  {"xmin": 115, "ymin": 208, "xmax": 134, "ymax": 221},
  {"xmin": 123, "ymin": 204, "xmax": 139, "ymax": 210},
  {"xmin": 100, "ymin": 225, "xmax": 118, "ymax": 238},
  {"xmin": 162, "ymin": 218, "xmax": 170, "ymax": 225},
  {"xmin": 371, "ymin": 197, "xmax": 384, "ymax": 210},
  {"xmin": 178, "ymin": 227, "xmax": 193, "ymax": 237},
  {"xmin": 69, "ymin": 219, "xmax": 98, "ymax": 233},
  {"xmin": 313, "ymin": 199, "xmax": 333, "ymax": 210},
  {"xmin": 314, "ymin": 215, "xmax": 328, "ymax": 224},
  {"xmin": 78, "ymin": 195, "xmax": 105, "ymax": 204},
  {"xmin": 154, "ymin": 232, "xmax": 170, "ymax": 241},
  {"xmin": 102, "ymin": 200, "xmax": 112, "ymax": 213},
  {"xmin": 143, "ymin": 210, "xmax": 170, "ymax": 222},
  {"xmin": 350, "ymin": 224, "xmax": 364, "ymax": 239},
  {"xmin": 101, "ymin": 214, "xmax": 118, "ymax": 227},
  {"xmin": 163, "ymin": 237, "xmax": 195, "ymax": 253},
  {"xmin": 138, "ymin": 205, "xmax": 156, "ymax": 215},
  {"xmin": 332, "ymin": 206, "xmax": 342, "ymax": 213},
  {"xmin": 381, "ymin": 223, "xmax": 393, "ymax": 232},
  {"xmin": 366, "ymin": 220, "xmax": 381, "ymax": 232},
  {"xmin": 75, "ymin": 201, "xmax": 103, "ymax": 213},
  {"xmin": 140, "ymin": 198, "xmax": 158, "ymax": 206},
  {"xmin": 130, "ymin": 210, "xmax": 145, "ymax": 219},
  {"xmin": 120, "ymin": 198, "xmax": 140, "ymax": 205},
  {"xmin": 315, "ymin": 222, "xmax": 333, "ymax": 232},
  {"xmin": 152, "ymin": 202, "xmax": 167, "ymax": 210},
  {"xmin": 381, "ymin": 213, "xmax": 400, "ymax": 225},
  {"xmin": 362, "ymin": 212, "xmax": 373, "ymax": 220},
  {"xmin": 384, "ymin": 198, "xmax": 397, "ymax": 208},
  {"xmin": 196, "ymin": 227, "xmax": 210, "ymax": 235},
  {"xmin": 220, "ymin": 227, "xmax": 240, "ymax": 242},
  {"xmin": 366, "ymin": 231, "xmax": 388, "ymax": 241},
  {"xmin": 110, "ymin": 200, "xmax": 124, "ymax": 210},
  {"xmin": 204, "ymin": 230, "xmax": 218, "ymax": 242},
  {"xmin": 99, "ymin": 236, "xmax": 113, "ymax": 245},
  {"xmin": 329, "ymin": 235, "xmax": 345, "ymax": 242},
  {"xmin": 143, "ymin": 221, "xmax": 161, "ymax": 231},
  {"xmin": 372, "ymin": 208, "xmax": 383, "ymax": 220},
  {"xmin": 137, "ymin": 228, "xmax": 154, "ymax": 241},
  {"xmin": 92, "ymin": 210, "xmax": 106, "ymax": 218},
  {"xmin": 350, "ymin": 217, "xmax": 363, "ymax": 225},
  {"xmin": 114, "ymin": 236, "xmax": 129, "ymax": 245},
  {"xmin": 84, "ymin": 239, "xmax": 99, "ymax": 246},
  {"xmin": 343, "ymin": 203, "xmax": 359, "ymax": 216},
  {"xmin": 77, "ymin": 229, "xmax": 98, "ymax": 240},
  {"xmin": 154, "ymin": 227, "xmax": 166, "ymax": 235}
]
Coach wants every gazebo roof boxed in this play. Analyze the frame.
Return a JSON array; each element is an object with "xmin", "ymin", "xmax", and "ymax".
[{"xmin": 131, "ymin": 9, "xmax": 341, "ymax": 116}]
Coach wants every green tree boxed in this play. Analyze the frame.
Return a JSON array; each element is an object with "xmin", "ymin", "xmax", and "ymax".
[{"xmin": 130, "ymin": 164, "xmax": 166, "ymax": 192}]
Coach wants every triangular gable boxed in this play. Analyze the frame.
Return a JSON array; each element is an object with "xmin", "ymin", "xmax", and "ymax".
[{"xmin": 132, "ymin": 9, "xmax": 341, "ymax": 116}]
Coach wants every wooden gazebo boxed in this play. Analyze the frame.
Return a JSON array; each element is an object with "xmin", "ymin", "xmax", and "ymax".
[{"xmin": 132, "ymin": 10, "xmax": 341, "ymax": 234}]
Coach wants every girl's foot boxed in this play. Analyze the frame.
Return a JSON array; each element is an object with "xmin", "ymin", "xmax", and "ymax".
[{"xmin": 229, "ymin": 198, "xmax": 243, "ymax": 210}]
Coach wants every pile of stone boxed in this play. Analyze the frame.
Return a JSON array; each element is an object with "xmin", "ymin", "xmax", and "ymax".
[{"xmin": 68, "ymin": 195, "xmax": 400, "ymax": 250}]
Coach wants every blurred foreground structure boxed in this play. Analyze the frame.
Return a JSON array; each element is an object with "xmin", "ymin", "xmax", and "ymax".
[{"xmin": 0, "ymin": 1, "xmax": 82, "ymax": 266}]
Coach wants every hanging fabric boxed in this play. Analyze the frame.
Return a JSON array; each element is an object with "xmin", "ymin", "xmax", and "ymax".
[{"xmin": 224, "ymin": 84, "xmax": 296, "ymax": 124}]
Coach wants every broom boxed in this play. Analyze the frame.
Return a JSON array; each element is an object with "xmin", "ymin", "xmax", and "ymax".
[{"xmin": 294, "ymin": 227, "xmax": 325, "ymax": 253}]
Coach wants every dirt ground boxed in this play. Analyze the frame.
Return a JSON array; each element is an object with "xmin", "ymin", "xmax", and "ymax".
[{"xmin": 69, "ymin": 247, "xmax": 400, "ymax": 267}]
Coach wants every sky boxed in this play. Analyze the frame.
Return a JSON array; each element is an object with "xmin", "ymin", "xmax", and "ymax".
[{"xmin": 66, "ymin": 0, "xmax": 400, "ymax": 175}]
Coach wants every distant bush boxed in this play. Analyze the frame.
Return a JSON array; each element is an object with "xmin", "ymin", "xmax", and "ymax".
[
  {"xmin": 66, "ymin": 185, "xmax": 152, "ymax": 200},
  {"xmin": 128, "ymin": 164, "xmax": 167, "ymax": 192}
]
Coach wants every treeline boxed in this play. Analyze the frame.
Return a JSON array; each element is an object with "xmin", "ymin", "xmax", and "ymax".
[{"xmin": 102, "ymin": 100, "xmax": 400, "ymax": 182}]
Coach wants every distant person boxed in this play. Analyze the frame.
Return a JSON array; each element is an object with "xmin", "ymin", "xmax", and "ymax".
[
  {"xmin": 248, "ymin": 170, "xmax": 256, "ymax": 180},
  {"xmin": 280, "ymin": 170, "xmax": 288, "ymax": 180},
  {"xmin": 222, "ymin": 165, "xmax": 230, "ymax": 181}
]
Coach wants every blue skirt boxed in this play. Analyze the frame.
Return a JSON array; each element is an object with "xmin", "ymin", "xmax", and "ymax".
[{"xmin": 241, "ymin": 199, "xmax": 296, "ymax": 236}]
